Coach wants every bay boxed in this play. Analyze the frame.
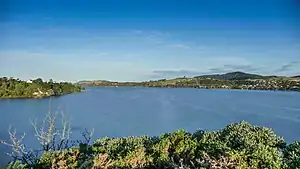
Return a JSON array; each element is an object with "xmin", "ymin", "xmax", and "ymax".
[{"xmin": 1, "ymin": 87, "xmax": 300, "ymax": 164}]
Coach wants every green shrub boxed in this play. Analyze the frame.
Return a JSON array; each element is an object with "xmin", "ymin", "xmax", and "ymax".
[
  {"xmin": 92, "ymin": 136, "xmax": 149, "ymax": 160},
  {"xmin": 216, "ymin": 121, "xmax": 285, "ymax": 168},
  {"xmin": 3, "ymin": 121, "xmax": 300, "ymax": 169},
  {"xmin": 6, "ymin": 161, "xmax": 28, "ymax": 169},
  {"xmin": 284, "ymin": 141, "xmax": 300, "ymax": 169}
]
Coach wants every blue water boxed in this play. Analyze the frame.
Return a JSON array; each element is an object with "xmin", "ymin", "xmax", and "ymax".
[{"xmin": 1, "ymin": 87, "xmax": 300, "ymax": 164}]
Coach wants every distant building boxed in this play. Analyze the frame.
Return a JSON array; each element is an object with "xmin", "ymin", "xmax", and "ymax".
[{"xmin": 27, "ymin": 80, "xmax": 33, "ymax": 83}]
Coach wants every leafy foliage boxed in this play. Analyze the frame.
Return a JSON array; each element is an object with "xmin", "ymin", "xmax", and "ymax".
[
  {"xmin": 4, "ymin": 121, "xmax": 298, "ymax": 168},
  {"xmin": 283, "ymin": 141, "xmax": 300, "ymax": 169},
  {"xmin": 5, "ymin": 161, "xmax": 28, "ymax": 169},
  {"xmin": 0, "ymin": 77, "xmax": 82, "ymax": 98}
]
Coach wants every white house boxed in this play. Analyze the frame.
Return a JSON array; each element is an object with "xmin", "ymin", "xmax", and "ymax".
[{"xmin": 27, "ymin": 80, "xmax": 33, "ymax": 83}]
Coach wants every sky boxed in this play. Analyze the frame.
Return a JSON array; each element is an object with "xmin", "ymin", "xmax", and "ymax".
[{"xmin": 0, "ymin": 0, "xmax": 300, "ymax": 82}]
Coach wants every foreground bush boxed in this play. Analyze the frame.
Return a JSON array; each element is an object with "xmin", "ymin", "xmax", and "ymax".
[
  {"xmin": 5, "ymin": 121, "xmax": 300, "ymax": 169},
  {"xmin": 283, "ymin": 141, "xmax": 300, "ymax": 169}
]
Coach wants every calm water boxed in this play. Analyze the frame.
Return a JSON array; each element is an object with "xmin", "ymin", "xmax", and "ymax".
[{"xmin": 1, "ymin": 87, "xmax": 300, "ymax": 164}]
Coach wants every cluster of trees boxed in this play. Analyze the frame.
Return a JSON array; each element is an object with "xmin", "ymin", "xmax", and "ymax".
[
  {"xmin": 4, "ymin": 121, "xmax": 300, "ymax": 169},
  {"xmin": 0, "ymin": 77, "xmax": 82, "ymax": 98}
]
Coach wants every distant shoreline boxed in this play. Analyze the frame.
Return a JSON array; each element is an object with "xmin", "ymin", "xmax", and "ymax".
[
  {"xmin": 85, "ymin": 85, "xmax": 300, "ymax": 92},
  {"xmin": 77, "ymin": 72, "xmax": 300, "ymax": 92},
  {"xmin": 0, "ymin": 90, "xmax": 83, "ymax": 99}
]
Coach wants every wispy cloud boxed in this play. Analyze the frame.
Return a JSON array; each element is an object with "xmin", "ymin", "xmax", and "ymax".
[
  {"xmin": 207, "ymin": 68, "xmax": 225, "ymax": 73},
  {"xmin": 168, "ymin": 44, "xmax": 190, "ymax": 49},
  {"xmin": 131, "ymin": 29, "xmax": 191, "ymax": 49},
  {"xmin": 131, "ymin": 30, "xmax": 166, "ymax": 37},
  {"xmin": 132, "ymin": 29, "xmax": 143, "ymax": 35},
  {"xmin": 0, "ymin": 51, "xmax": 47, "ymax": 59},
  {"xmin": 207, "ymin": 62, "xmax": 300, "ymax": 76},
  {"xmin": 276, "ymin": 61, "xmax": 300, "ymax": 72},
  {"xmin": 206, "ymin": 64, "xmax": 261, "ymax": 74},
  {"xmin": 149, "ymin": 69, "xmax": 202, "ymax": 79},
  {"xmin": 132, "ymin": 30, "xmax": 165, "ymax": 44},
  {"xmin": 146, "ymin": 35, "xmax": 163, "ymax": 44},
  {"xmin": 223, "ymin": 64, "xmax": 259, "ymax": 72},
  {"xmin": 0, "ymin": 50, "xmax": 150, "ymax": 82},
  {"xmin": 147, "ymin": 63, "xmax": 264, "ymax": 79}
]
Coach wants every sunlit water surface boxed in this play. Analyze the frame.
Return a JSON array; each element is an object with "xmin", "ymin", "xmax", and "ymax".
[{"xmin": 1, "ymin": 87, "xmax": 300, "ymax": 164}]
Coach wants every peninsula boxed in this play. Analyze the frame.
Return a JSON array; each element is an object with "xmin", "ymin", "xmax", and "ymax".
[
  {"xmin": 0, "ymin": 77, "xmax": 83, "ymax": 99},
  {"xmin": 78, "ymin": 72, "xmax": 300, "ymax": 91}
]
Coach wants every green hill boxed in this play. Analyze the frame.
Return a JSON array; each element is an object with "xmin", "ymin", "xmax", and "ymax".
[
  {"xmin": 195, "ymin": 71, "xmax": 268, "ymax": 80},
  {"xmin": 75, "ymin": 72, "xmax": 300, "ymax": 91}
]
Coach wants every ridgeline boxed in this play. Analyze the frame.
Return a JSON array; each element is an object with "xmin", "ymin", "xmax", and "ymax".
[
  {"xmin": 0, "ymin": 77, "xmax": 83, "ymax": 99},
  {"xmin": 77, "ymin": 72, "xmax": 300, "ymax": 91}
]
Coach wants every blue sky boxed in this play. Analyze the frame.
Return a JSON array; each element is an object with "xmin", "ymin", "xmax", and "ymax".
[{"xmin": 0, "ymin": 0, "xmax": 299, "ymax": 82}]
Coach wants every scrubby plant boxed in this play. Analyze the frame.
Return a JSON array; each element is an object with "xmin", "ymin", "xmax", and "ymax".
[
  {"xmin": 2, "ymin": 118, "xmax": 300, "ymax": 169},
  {"xmin": 120, "ymin": 147, "xmax": 151, "ymax": 168},
  {"xmin": 1, "ymin": 110, "xmax": 93, "ymax": 168},
  {"xmin": 5, "ymin": 161, "xmax": 28, "ymax": 169},
  {"xmin": 283, "ymin": 141, "xmax": 300, "ymax": 169},
  {"xmin": 92, "ymin": 153, "xmax": 114, "ymax": 169},
  {"xmin": 214, "ymin": 121, "xmax": 284, "ymax": 169},
  {"xmin": 196, "ymin": 153, "xmax": 238, "ymax": 169}
]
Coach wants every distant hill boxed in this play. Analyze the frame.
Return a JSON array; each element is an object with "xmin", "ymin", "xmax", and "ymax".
[
  {"xmin": 75, "ymin": 71, "xmax": 300, "ymax": 91},
  {"xmin": 77, "ymin": 71, "xmax": 291, "ymax": 85},
  {"xmin": 194, "ymin": 71, "xmax": 268, "ymax": 80}
]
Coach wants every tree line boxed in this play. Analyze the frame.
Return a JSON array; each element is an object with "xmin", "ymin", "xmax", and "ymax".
[{"xmin": 0, "ymin": 77, "xmax": 83, "ymax": 98}]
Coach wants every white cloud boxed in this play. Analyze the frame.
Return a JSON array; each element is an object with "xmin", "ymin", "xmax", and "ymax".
[
  {"xmin": 0, "ymin": 50, "xmax": 152, "ymax": 82},
  {"xmin": 132, "ymin": 30, "xmax": 143, "ymax": 35},
  {"xmin": 169, "ymin": 44, "xmax": 190, "ymax": 49},
  {"xmin": 276, "ymin": 61, "xmax": 300, "ymax": 73},
  {"xmin": 149, "ymin": 69, "xmax": 201, "ymax": 79},
  {"xmin": 131, "ymin": 29, "xmax": 192, "ymax": 50},
  {"xmin": 0, "ymin": 50, "xmax": 49, "ymax": 58},
  {"xmin": 146, "ymin": 35, "xmax": 163, "ymax": 44}
]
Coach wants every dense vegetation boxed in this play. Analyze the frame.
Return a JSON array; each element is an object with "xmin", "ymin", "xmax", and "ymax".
[
  {"xmin": 3, "ymin": 121, "xmax": 300, "ymax": 169},
  {"xmin": 78, "ymin": 72, "xmax": 300, "ymax": 91},
  {"xmin": 194, "ymin": 71, "xmax": 269, "ymax": 80},
  {"xmin": 0, "ymin": 77, "xmax": 83, "ymax": 99}
]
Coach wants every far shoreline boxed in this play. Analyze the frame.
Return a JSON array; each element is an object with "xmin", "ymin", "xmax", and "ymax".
[
  {"xmin": 84, "ymin": 85, "xmax": 300, "ymax": 93},
  {"xmin": 0, "ymin": 90, "xmax": 83, "ymax": 100}
]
